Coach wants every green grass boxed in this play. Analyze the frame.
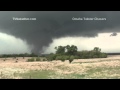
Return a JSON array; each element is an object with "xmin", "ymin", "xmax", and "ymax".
[
  {"xmin": 55, "ymin": 65, "xmax": 120, "ymax": 79},
  {"xmin": 50, "ymin": 73, "xmax": 86, "ymax": 79},
  {"xmin": 16, "ymin": 66, "xmax": 87, "ymax": 79},
  {"xmin": 2, "ymin": 66, "xmax": 120, "ymax": 79},
  {"xmin": 16, "ymin": 65, "xmax": 120, "ymax": 79},
  {"xmin": 84, "ymin": 66, "xmax": 120, "ymax": 79},
  {"xmin": 18, "ymin": 70, "xmax": 55, "ymax": 79}
]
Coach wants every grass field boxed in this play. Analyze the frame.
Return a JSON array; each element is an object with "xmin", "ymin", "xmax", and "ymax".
[{"xmin": 0, "ymin": 55, "xmax": 120, "ymax": 79}]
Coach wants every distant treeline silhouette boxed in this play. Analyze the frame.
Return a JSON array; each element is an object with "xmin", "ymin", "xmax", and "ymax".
[
  {"xmin": 107, "ymin": 53, "xmax": 120, "ymax": 55},
  {"xmin": 0, "ymin": 53, "xmax": 38, "ymax": 58}
]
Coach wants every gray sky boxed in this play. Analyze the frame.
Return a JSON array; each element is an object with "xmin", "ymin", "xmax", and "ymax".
[{"xmin": 0, "ymin": 11, "xmax": 120, "ymax": 54}]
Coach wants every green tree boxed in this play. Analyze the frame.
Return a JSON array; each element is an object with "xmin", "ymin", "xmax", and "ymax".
[
  {"xmin": 55, "ymin": 46, "xmax": 66, "ymax": 55},
  {"xmin": 64, "ymin": 55, "xmax": 70, "ymax": 60},
  {"xmin": 55, "ymin": 56, "xmax": 62, "ymax": 60},
  {"xmin": 93, "ymin": 47, "xmax": 101, "ymax": 58},
  {"xmin": 65, "ymin": 45, "xmax": 78, "ymax": 55},
  {"xmin": 80, "ymin": 50, "xmax": 89, "ymax": 59},
  {"xmin": 89, "ymin": 51, "xmax": 94, "ymax": 58},
  {"xmin": 46, "ymin": 53, "xmax": 57, "ymax": 61},
  {"xmin": 93, "ymin": 47, "xmax": 101, "ymax": 52}
]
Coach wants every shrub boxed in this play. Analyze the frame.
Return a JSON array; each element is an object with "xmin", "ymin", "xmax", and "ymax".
[
  {"xmin": 104, "ymin": 53, "xmax": 107, "ymax": 58},
  {"xmin": 55, "ymin": 56, "xmax": 62, "ymax": 60},
  {"xmin": 43, "ymin": 58, "xmax": 47, "ymax": 61},
  {"xmin": 74, "ymin": 55, "xmax": 79, "ymax": 59},
  {"xmin": 55, "ymin": 55, "xmax": 66, "ymax": 62},
  {"xmin": 36, "ymin": 57, "xmax": 41, "ymax": 61},
  {"xmin": 27, "ymin": 57, "xmax": 35, "ymax": 62},
  {"xmin": 92, "ymin": 55, "xmax": 98, "ymax": 58},
  {"xmin": 64, "ymin": 55, "xmax": 70, "ymax": 60},
  {"xmin": 69, "ymin": 55, "xmax": 74, "ymax": 63},
  {"xmin": 46, "ymin": 54, "xmax": 57, "ymax": 61},
  {"xmin": 61, "ymin": 56, "xmax": 65, "ymax": 62},
  {"xmin": 100, "ymin": 53, "xmax": 107, "ymax": 58}
]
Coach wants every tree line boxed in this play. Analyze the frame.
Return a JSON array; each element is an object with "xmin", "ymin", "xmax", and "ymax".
[
  {"xmin": 0, "ymin": 45, "xmax": 107, "ymax": 64},
  {"xmin": 46, "ymin": 45, "xmax": 107, "ymax": 63},
  {"xmin": 0, "ymin": 53, "xmax": 38, "ymax": 58}
]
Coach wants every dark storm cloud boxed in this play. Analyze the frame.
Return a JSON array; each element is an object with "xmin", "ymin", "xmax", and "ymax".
[{"xmin": 0, "ymin": 11, "xmax": 120, "ymax": 54}]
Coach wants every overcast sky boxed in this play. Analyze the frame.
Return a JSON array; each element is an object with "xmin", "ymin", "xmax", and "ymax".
[{"xmin": 0, "ymin": 11, "xmax": 120, "ymax": 54}]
